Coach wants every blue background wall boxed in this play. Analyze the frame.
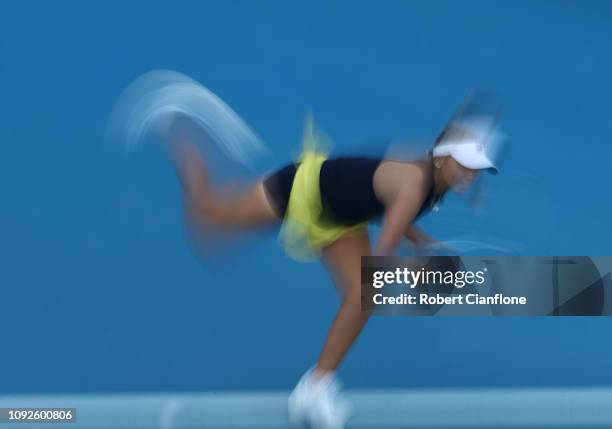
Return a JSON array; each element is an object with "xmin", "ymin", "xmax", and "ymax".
[{"xmin": 1, "ymin": 0, "xmax": 611, "ymax": 394}]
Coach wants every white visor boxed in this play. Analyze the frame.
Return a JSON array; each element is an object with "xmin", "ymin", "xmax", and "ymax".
[{"xmin": 432, "ymin": 140, "xmax": 498, "ymax": 173}]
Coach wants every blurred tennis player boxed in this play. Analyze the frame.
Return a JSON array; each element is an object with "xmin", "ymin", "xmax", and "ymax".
[{"xmin": 108, "ymin": 72, "xmax": 504, "ymax": 429}]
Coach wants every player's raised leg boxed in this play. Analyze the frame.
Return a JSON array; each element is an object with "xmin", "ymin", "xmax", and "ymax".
[{"xmin": 171, "ymin": 140, "xmax": 280, "ymax": 231}]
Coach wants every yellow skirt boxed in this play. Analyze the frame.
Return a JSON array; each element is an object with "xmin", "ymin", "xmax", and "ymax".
[{"xmin": 279, "ymin": 116, "xmax": 369, "ymax": 262}]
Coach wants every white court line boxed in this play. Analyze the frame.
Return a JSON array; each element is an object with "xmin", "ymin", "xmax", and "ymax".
[{"xmin": 1, "ymin": 388, "xmax": 612, "ymax": 428}]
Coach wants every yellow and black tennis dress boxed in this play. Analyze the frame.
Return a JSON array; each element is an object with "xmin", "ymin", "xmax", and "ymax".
[{"xmin": 263, "ymin": 117, "xmax": 436, "ymax": 261}]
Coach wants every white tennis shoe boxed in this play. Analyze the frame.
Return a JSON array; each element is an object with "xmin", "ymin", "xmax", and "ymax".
[{"xmin": 288, "ymin": 368, "xmax": 352, "ymax": 429}]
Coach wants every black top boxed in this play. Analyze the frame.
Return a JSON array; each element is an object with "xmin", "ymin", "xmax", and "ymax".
[
  {"xmin": 263, "ymin": 156, "xmax": 439, "ymax": 226},
  {"xmin": 318, "ymin": 157, "xmax": 385, "ymax": 225}
]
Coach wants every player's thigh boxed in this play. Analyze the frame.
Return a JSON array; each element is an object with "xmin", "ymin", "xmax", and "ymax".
[
  {"xmin": 233, "ymin": 181, "xmax": 280, "ymax": 226},
  {"xmin": 321, "ymin": 231, "xmax": 371, "ymax": 298}
]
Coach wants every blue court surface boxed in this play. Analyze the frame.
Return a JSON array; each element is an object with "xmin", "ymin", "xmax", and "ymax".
[
  {"xmin": 2, "ymin": 388, "xmax": 612, "ymax": 428},
  {"xmin": 1, "ymin": 1, "xmax": 611, "ymax": 428}
]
